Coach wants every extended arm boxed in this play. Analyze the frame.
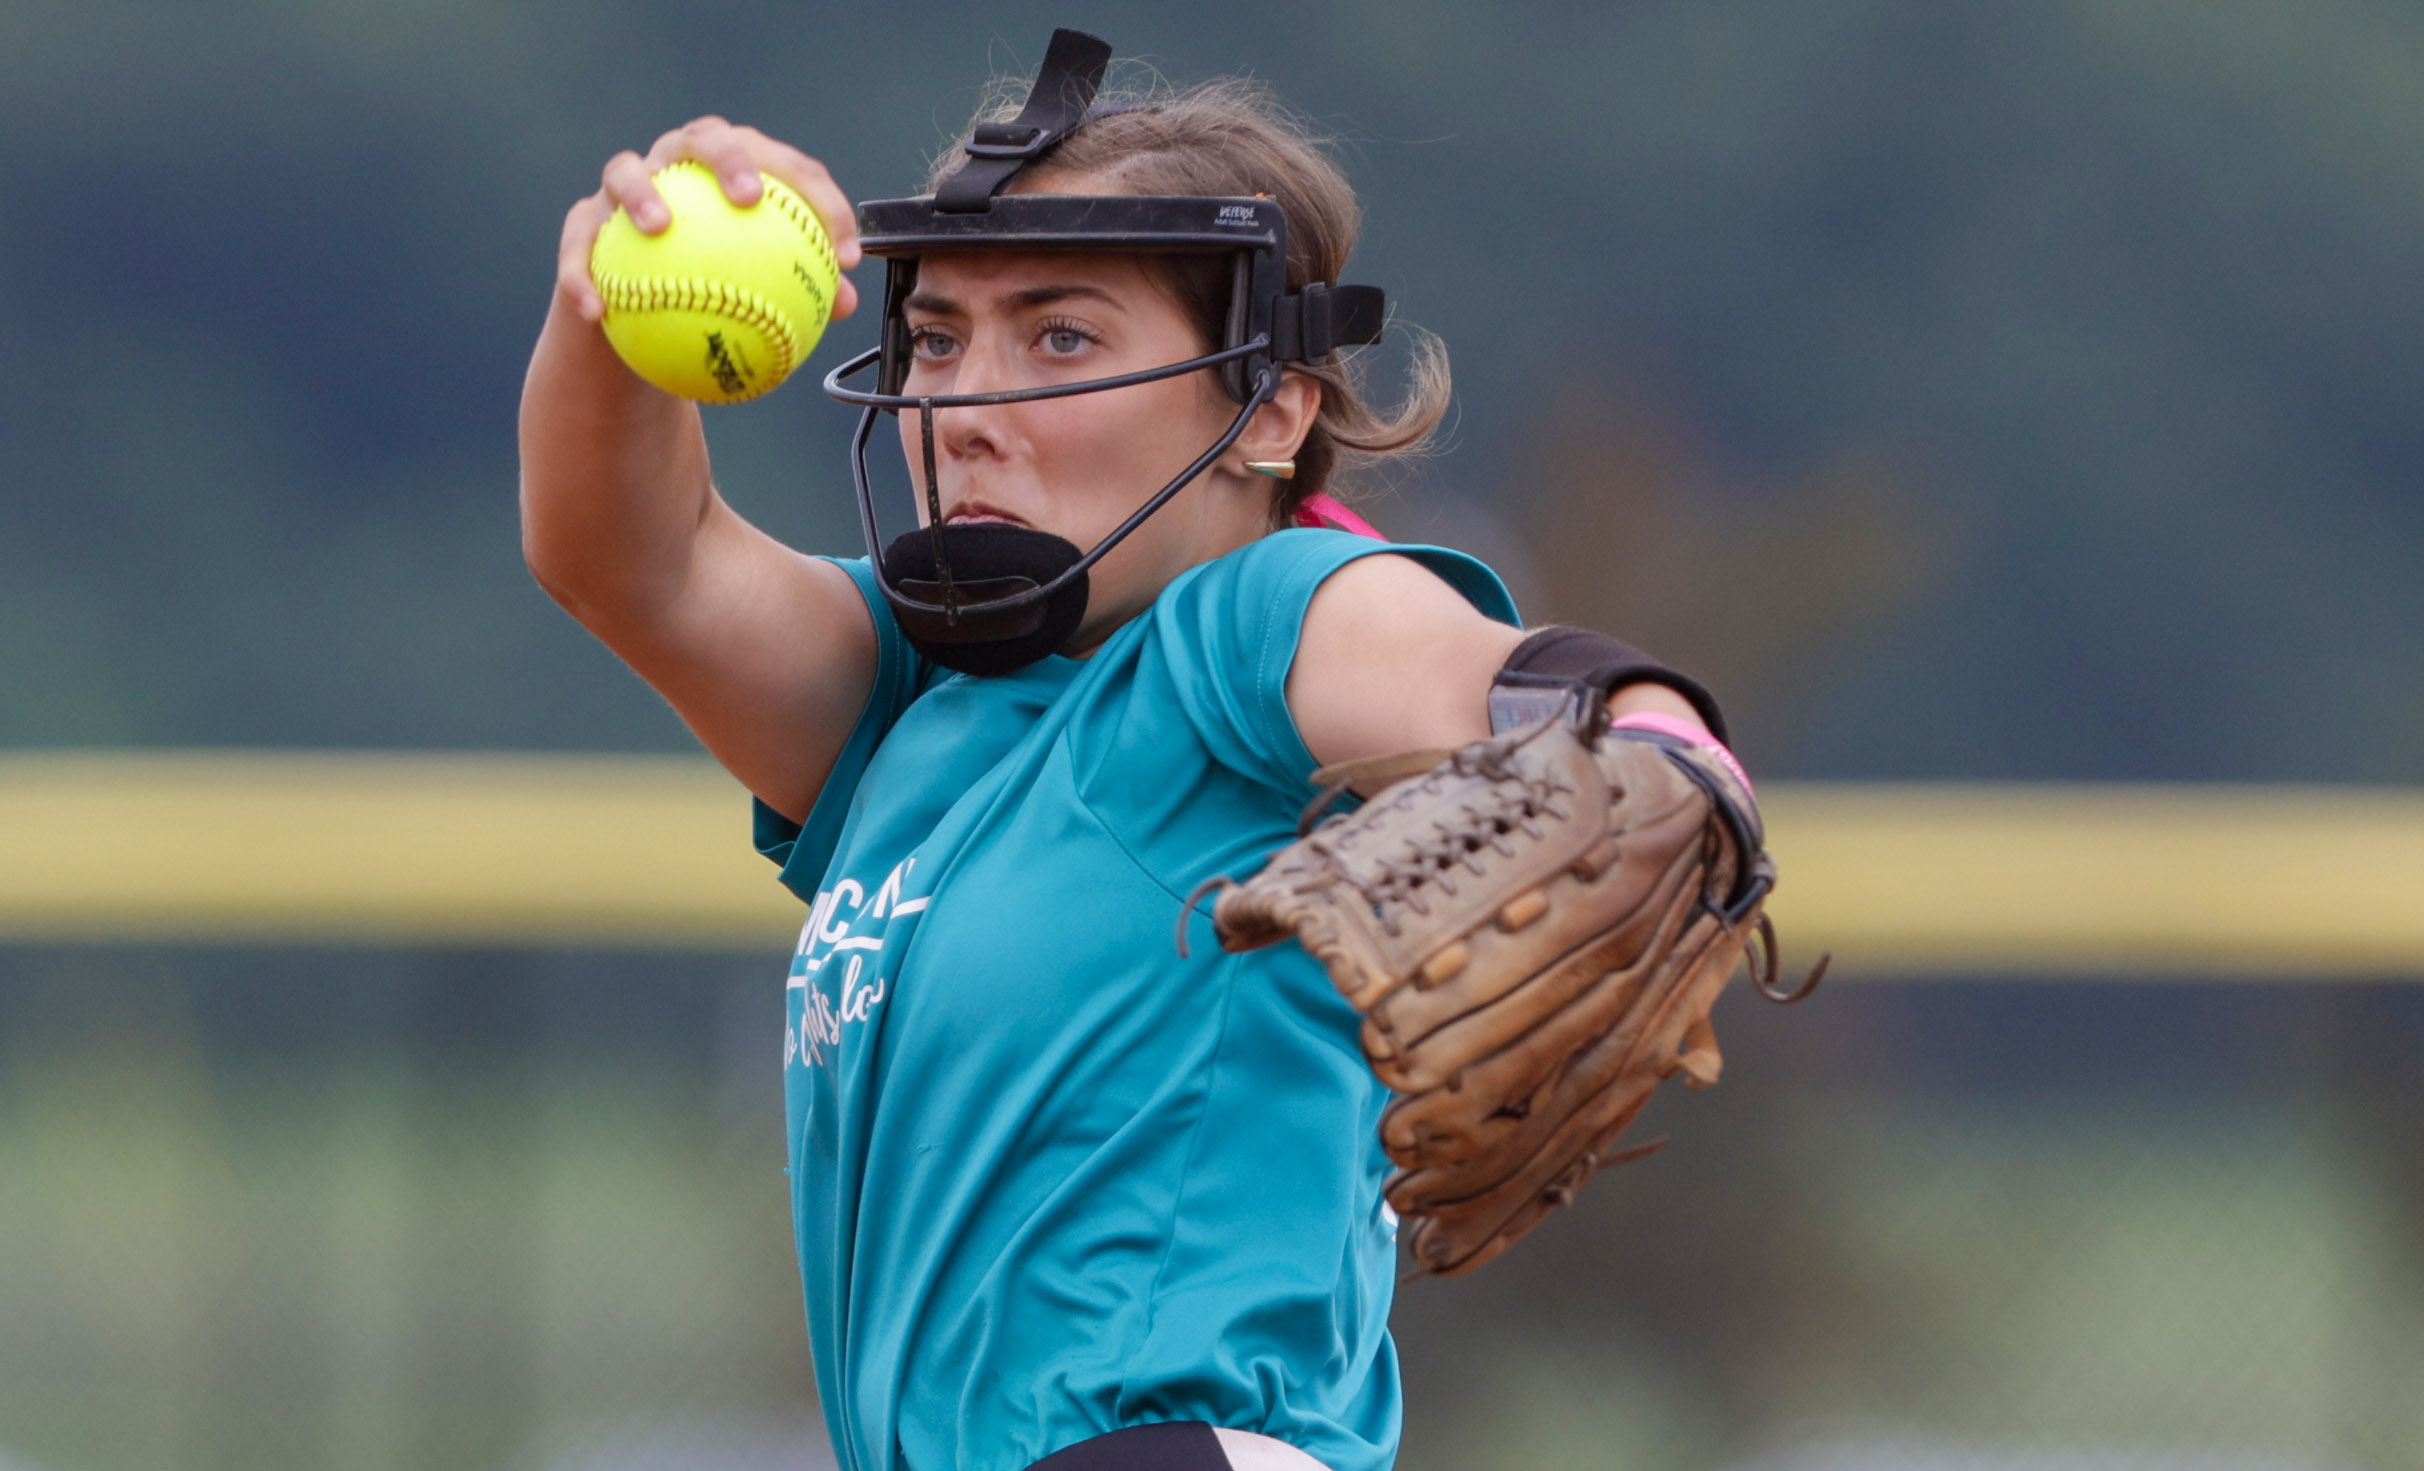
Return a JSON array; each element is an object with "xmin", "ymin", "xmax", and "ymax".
[{"xmin": 1287, "ymin": 554, "xmax": 1718, "ymax": 782}]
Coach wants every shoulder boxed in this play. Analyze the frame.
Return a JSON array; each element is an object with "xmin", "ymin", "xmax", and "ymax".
[
  {"xmin": 1170, "ymin": 529, "xmax": 1516, "ymax": 620},
  {"xmin": 1299, "ymin": 551, "xmax": 1507, "ymax": 643},
  {"xmin": 1112, "ymin": 530, "xmax": 1518, "ymax": 794},
  {"xmin": 1151, "ymin": 531, "xmax": 1518, "ymax": 696}
]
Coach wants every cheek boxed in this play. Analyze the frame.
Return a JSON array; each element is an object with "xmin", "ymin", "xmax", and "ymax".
[{"xmin": 1033, "ymin": 381, "xmax": 1225, "ymax": 498}]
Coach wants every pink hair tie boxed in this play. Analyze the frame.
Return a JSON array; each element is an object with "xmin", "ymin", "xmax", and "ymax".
[
  {"xmin": 1608, "ymin": 710, "xmax": 1754, "ymax": 797},
  {"xmin": 1293, "ymin": 492, "xmax": 1385, "ymax": 540}
]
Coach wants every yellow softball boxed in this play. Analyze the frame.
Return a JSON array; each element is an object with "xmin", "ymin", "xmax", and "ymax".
[{"xmin": 590, "ymin": 160, "xmax": 840, "ymax": 403}]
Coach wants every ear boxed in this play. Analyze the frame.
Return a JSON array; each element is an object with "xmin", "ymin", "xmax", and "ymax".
[{"xmin": 1228, "ymin": 371, "xmax": 1322, "ymax": 469}]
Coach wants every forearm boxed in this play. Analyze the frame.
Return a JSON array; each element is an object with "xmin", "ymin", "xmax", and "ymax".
[
  {"xmin": 1605, "ymin": 679, "xmax": 1710, "ymax": 737},
  {"xmin": 517, "ymin": 290, "xmax": 718, "ymax": 628}
]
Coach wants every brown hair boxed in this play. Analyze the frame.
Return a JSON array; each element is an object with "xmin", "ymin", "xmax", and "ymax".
[{"xmin": 927, "ymin": 75, "xmax": 1452, "ymax": 525}]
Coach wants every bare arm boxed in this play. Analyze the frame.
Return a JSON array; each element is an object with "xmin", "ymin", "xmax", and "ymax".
[
  {"xmin": 520, "ymin": 119, "xmax": 873, "ymax": 823},
  {"xmin": 1287, "ymin": 554, "xmax": 1713, "ymax": 782}
]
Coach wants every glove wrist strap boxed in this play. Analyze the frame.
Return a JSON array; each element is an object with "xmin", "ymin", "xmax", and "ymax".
[{"xmin": 1608, "ymin": 711, "xmax": 1755, "ymax": 798}]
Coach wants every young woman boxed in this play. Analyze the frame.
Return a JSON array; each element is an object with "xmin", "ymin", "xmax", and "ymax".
[{"xmin": 521, "ymin": 32, "xmax": 1721, "ymax": 1471}]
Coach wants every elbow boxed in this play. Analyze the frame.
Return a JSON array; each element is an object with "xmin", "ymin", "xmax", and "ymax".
[
  {"xmin": 518, "ymin": 497, "xmax": 574, "ymax": 609},
  {"xmin": 524, "ymin": 547, "xmax": 577, "ymax": 616},
  {"xmin": 518, "ymin": 492, "xmax": 603, "ymax": 623},
  {"xmin": 517, "ymin": 490, "xmax": 680, "ymax": 638}
]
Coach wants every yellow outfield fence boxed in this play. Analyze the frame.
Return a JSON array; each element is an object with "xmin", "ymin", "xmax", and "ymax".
[{"xmin": 1, "ymin": 752, "xmax": 2420, "ymax": 974}]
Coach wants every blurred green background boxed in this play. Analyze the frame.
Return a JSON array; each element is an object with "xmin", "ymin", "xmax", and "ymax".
[{"xmin": 2, "ymin": 0, "xmax": 2421, "ymax": 1467}]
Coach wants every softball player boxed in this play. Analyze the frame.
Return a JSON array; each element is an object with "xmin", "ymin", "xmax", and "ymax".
[{"xmin": 521, "ymin": 30, "xmax": 1724, "ymax": 1471}]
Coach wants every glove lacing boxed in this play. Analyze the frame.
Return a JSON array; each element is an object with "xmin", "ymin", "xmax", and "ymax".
[{"xmin": 1336, "ymin": 746, "xmax": 1574, "ymax": 932}]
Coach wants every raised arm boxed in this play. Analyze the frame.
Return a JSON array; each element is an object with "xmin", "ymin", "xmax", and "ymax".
[{"xmin": 520, "ymin": 119, "xmax": 874, "ymax": 823}]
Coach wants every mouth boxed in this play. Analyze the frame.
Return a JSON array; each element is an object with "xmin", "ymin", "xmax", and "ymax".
[{"xmin": 942, "ymin": 501, "xmax": 1029, "ymax": 528}]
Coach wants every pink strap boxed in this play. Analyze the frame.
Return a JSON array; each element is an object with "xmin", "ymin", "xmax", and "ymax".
[
  {"xmin": 1609, "ymin": 711, "xmax": 1755, "ymax": 797},
  {"xmin": 1292, "ymin": 492, "xmax": 1385, "ymax": 540}
]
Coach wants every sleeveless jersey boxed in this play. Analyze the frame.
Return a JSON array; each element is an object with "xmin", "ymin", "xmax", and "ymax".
[{"xmin": 755, "ymin": 529, "xmax": 1519, "ymax": 1471}]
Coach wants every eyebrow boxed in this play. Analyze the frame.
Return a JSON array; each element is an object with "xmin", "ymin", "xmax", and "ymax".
[{"xmin": 902, "ymin": 282, "xmax": 1126, "ymax": 316}]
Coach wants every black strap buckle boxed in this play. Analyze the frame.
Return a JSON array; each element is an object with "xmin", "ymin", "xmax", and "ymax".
[{"xmin": 962, "ymin": 121, "xmax": 1051, "ymax": 159}]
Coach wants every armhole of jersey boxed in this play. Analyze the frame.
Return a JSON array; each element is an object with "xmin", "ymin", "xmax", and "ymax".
[
  {"xmin": 754, "ymin": 556, "xmax": 933, "ymax": 901},
  {"xmin": 1242, "ymin": 530, "xmax": 1522, "ymax": 794}
]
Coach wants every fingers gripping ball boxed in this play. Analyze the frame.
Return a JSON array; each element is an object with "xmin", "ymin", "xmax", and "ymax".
[{"xmin": 590, "ymin": 161, "xmax": 839, "ymax": 403}]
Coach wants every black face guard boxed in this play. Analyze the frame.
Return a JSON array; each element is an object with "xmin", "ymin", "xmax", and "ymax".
[{"xmin": 818, "ymin": 28, "xmax": 1387, "ymax": 676}]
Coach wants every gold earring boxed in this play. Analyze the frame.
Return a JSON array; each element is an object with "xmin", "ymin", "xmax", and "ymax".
[{"xmin": 1244, "ymin": 460, "xmax": 1297, "ymax": 479}]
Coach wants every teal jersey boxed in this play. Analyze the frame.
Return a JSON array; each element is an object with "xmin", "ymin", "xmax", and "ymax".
[{"xmin": 756, "ymin": 529, "xmax": 1519, "ymax": 1471}]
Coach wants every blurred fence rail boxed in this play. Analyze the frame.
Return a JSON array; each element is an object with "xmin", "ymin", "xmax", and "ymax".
[{"xmin": 2, "ymin": 753, "xmax": 2421, "ymax": 973}]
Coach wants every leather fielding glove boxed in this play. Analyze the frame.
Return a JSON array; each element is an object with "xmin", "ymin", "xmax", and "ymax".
[{"xmin": 1201, "ymin": 715, "xmax": 1820, "ymax": 1277}]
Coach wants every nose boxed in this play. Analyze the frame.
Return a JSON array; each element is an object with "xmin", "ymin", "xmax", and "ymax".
[
  {"xmin": 900, "ymin": 342, "xmax": 1027, "ymax": 520},
  {"xmin": 919, "ymin": 338, "xmax": 1028, "ymax": 469}
]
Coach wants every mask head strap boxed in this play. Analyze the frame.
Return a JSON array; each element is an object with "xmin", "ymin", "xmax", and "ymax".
[{"xmin": 934, "ymin": 28, "xmax": 1113, "ymax": 213}]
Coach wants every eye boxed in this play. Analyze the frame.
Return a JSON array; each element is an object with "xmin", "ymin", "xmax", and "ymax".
[
  {"xmin": 1036, "ymin": 317, "xmax": 1100, "ymax": 358},
  {"xmin": 908, "ymin": 326, "xmax": 959, "ymax": 361}
]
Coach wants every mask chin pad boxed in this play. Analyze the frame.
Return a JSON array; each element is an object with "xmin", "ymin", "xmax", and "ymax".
[{"xmin": 879, "ymin": 524, "xmax": 1090, "ymax": 677}]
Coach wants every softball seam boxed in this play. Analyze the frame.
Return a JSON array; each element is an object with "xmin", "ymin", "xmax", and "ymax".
[
  {"xmin": 592, "ymin": 272, "xmax": 801, "ymax": 399},
  {"xmin": 762, "ymin": 181, "xmax": 842, "ymax": 303}
]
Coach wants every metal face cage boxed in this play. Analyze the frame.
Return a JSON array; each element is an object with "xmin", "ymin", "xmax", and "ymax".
[
  {"xmin": 814, "ymin": 27, "xmax": 1388, "ymax": 663},
  {"xmin": 821, "ymin": 193, "xmax": 1385, "ymax": 649}
]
